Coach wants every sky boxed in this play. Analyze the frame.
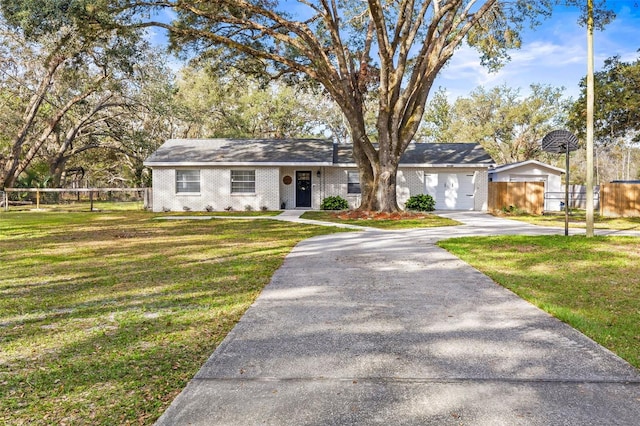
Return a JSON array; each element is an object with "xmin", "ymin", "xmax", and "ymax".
[
  {"xmin": 150, "ymin": 2, "xmax": 640, "ymax": 102},
  {"xmin": 433, "ymin": 2, "xmax": 640, "ymax": 101}
]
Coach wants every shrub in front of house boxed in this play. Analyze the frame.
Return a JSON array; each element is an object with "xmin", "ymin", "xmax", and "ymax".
[
  {"xmin": 404, "ymin": 194, "xmax": 436, "ymax": 212},
  {"xmin": 321, "ymin": 196, "xmax": 349, "ymax": 210}
]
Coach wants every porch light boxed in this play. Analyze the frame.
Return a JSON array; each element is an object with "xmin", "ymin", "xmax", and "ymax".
[{"xmin": 317, "ymin": 170, "xmax": 321, "ymax": 177}]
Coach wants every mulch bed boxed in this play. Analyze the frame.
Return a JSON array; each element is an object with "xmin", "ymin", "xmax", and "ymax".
[{"xmin": 331, "ymin": 210, "xmax": 430, "ymax": 220}]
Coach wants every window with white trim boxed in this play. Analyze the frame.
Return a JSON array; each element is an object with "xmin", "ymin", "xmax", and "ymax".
[
  {"xmin": 347, "ymin": 170, "xmax": 361, "ymax": 194},
  {"xmin": 176, "ymin": 170, "xmax": 200, "ymax": 193},
  {"xmin": 231, "ymin": 170, "xmax": 256, "ymax": 193}
]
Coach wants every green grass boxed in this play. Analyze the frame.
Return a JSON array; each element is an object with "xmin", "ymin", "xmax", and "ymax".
[
  {"xmin": 5, "ymin": 200, "xmax": 146, "ymax": 212},
  {"xmin": 438, "ymin": 235, "xmax": 640, "ymax": 369},
  {"xmin": 301, "ymin": 211, "xmax": 460, "ymax": 229},
  {"xmin": 4, "ymin": 201, "xmax": 283, "ymax": 216},
  {"xmin": 0, "ymin": 211, "xmax": 348, "ymax": 425},
  {"xmin": 497, "ymin": 211, "xmax": 640, "ymax": 231}
]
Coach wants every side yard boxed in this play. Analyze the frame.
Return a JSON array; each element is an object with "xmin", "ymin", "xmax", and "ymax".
[
  {"xmin": 439, "ymin": 235, "xmax": 640, "ymax": 369},
  {"xmin": 0, "ymin": 211, "xmax": 348, "ymax": 425},
  {"xmin": 497, "ymin": 211, "xmax": 640, "ymax": 231}
]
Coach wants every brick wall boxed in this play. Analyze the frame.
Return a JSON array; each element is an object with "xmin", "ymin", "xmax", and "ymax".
[
  {"xmin": 150, "ymin": 166, "xmax": 490, "ymax": 212},
  {"xmin": 324, "ymin": 168, "xmax": 361, "ymax": 209},
  {"xmin": 151, "ymin": 167, "xmax": 280, "ymax": 212},
  {"xmin": 474, "ymin": 169, "xmax": 489, "ymax": 211}
]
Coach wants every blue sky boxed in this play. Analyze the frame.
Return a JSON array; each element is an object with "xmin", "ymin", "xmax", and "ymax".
[{"xmin": 434, "ymin": 3, "xmax": 640, "ymax": 101}]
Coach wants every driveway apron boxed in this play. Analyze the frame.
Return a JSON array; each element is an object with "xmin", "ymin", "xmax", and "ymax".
[{"xmin": 156, "ymin": 213, "xmax": 640, "ymax": 425}]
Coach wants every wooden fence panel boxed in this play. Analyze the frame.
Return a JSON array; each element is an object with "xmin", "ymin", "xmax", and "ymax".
[
  {"xmin": 488, "ymin": 182, "xmax": 545, "ymax": 215},
  {"xmin": 600, "ymin": 183, "xmax": 640, "ymax": 217}
]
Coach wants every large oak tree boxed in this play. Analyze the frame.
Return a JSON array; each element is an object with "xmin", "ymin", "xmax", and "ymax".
[
  {"xmin": 10, "ymin": 0, "xmax": 608, "ymax": 210},
  {"xmin": 116, "ymin": 0, "xmax": 561, "ymax": 211}
]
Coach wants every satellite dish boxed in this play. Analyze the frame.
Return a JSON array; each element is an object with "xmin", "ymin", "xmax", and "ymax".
[{"xmin": 541, "ymin": 130, "xmax": 579, "ymax": 153}]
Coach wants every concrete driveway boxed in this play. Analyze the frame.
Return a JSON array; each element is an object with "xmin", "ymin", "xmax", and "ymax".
[{"xmin": 155, "ymin": 211, "xmax": 640, "ymax": 425}]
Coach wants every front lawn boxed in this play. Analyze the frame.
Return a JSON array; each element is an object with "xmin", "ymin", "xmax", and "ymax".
[
  {"xmin": 0, "ymin": 211, "xmax": 347, "ymax": 425},
  {"xmin": 496, "ymin": 211, "xmax": 640, "ymax": 231},
  {"xmin": 439, "ymin": 235, "xmax": 640, "ymax": 369},
  {"xmin": 301, "ymin": 210, "xmax": 460, "ymax": 229}
]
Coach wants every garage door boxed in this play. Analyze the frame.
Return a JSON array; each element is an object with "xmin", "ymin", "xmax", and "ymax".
[{"xmin": 425, "ymin": 173, "xmax": 475, "ymax": 210}]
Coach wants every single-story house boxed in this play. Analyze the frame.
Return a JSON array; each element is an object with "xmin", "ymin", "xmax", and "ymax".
[
  {"xmin": 488, "ymin": 160, "xmax": 564, "ymax": 211},
  {"xmin": 143, "ymin": 139, "xmax": 496, "ymax": 212}
]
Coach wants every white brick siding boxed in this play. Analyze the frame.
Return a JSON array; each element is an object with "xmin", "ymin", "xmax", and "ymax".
[
  {"xmin": 150, "ymin": 165, "xmax": 489, "ymax": 212},
  {"xmin": 323, "ymin": 168, "xmax": 361, "ymax": 209},
  {"xmin": 321, "ymin": 167, "xmax": 488, "ymax": 211},
  {"xmin": 278, "ymin": 167, "xmax": 324, "ymax": 209},
  {"xmin": 151, "ymin": 167, "xmax": 280, "ymax": 212},
  {"xmin": 474, "ymin": 169, "xmax": 489, "ymax": 211}
]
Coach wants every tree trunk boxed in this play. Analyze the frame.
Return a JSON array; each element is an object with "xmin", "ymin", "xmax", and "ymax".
[
  {"xmin": 49, "ymin": 153, "xmax": 68, "ymax": 188},
  {"xmin": 1, "ymin": 55, "xmax": 65, "ymax": 188},
  {"xmin": 377, "ymin": 161, "xmax": 400, "ymax": 212},
  {"xmin": 376, "ymin": 128, "xmax": 402, "ymax": 212},
  {"xmin": 351, "ymin": 139, "xmax": 379, "ymax": 211}
]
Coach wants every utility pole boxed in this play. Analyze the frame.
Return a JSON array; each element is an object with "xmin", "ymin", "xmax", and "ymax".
[{"xmin": 585, "ymin": 0, "xmax": 595, "ymax": 237}]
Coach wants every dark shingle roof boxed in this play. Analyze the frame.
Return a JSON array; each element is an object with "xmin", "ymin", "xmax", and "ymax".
[
  {"xmin": 144, "ymin": 139, "xmax": 495, "ymax": 167},
  {"xmin": 335, "ymin": 143, "xmax": 494, "ymax": 166},
  {"xmin": 144, "ymin": 139, "xmax": 335, "ymax": 165}
]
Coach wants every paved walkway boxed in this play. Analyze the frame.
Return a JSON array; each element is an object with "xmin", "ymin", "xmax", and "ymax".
[{"xmin": 156, "ymin": 211, "xmax": 640, "ymax": 425}]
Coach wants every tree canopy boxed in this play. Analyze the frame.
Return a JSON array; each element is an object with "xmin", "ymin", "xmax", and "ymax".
[
  {"xmin": 420, "ymin": 84, "xmax": 570, "ymax": 164},
  {"xmin": 0, "ymin": 11, "xmax": 177, "ymax": 189},
  {"xmin": 568, "ymin": 54, "xmax": 640, "ymax": 146},
  {"xmin": 2, "ymin": 0, "xmax": 616, "ymax": 210}
]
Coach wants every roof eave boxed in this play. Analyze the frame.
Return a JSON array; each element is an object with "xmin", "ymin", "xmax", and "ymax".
[
  {"xmin": 143, "ymin": 161, "xmax": 334, "ymax": 167},
  {"xmin": 399, "ymin": 163, "xmax": 495, "ymax": 168}
]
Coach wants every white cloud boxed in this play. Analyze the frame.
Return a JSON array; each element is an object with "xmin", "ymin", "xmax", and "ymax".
[{"xmin": 431, "ymin": 7, "xmax": 640, "ymax": 102}]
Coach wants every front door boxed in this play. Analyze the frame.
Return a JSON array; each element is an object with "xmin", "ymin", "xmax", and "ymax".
[{"xmin": 296, "ymin": 171, "xmax": 312, "ymax": 208}]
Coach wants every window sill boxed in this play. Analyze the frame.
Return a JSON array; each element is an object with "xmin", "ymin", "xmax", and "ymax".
[
  {"xmin": 176, "ymin": 192, "xmax": 201, "ymax": 196},
  {"xmin": 231, "ymin": 193, "xmax": 257, "ymax": 196}
]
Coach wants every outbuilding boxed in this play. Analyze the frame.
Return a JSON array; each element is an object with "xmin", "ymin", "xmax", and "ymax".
[{"xmin": 488, "ymin": 160, "xmax": 565, "ymax": 211}]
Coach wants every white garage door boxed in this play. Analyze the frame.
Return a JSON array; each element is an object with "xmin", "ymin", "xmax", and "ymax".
[{"xmin": 425, "ymin": 173, "xmax": 475, "ymax": 210}]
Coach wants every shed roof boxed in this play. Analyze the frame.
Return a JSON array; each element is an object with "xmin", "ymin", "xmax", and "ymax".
[
  {"xmin": 144, "ymin": 139, "xmax": 495, "ymax": 167},
  {"xmin": 490, "ymin": 160, "xmax": 565, "ymax": 175}
]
